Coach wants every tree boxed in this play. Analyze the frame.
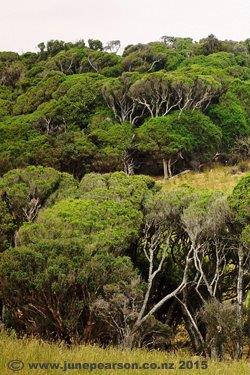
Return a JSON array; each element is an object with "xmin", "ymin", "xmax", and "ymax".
[
  {"xmin": 46, "ymin": 48, "xmax": 86, "ymax": 75},
  {"xmin": 129, "ymin": 73, "xmax": 178, "ymax": 117},
  {"xmin": 46, "ymin": 40, "xmax": 66, "ymax": 56},
  {"xmin": 231, "ymin": 137, "xmax": 250, "ymax": 162},
  {"xmin": 0, "ymin": 243, "xmax": 142, "ymax": 344},
  {"xmin": 136, "ymin": 116, "xmax": 194, "ymax": 178},
  {"xmin": 37, "ymin": 42, "xmax": 46, "ymax": 54},
  {"xmin": 200, "ymin": 34, "xmax": 222, "ymax": 55},
  {"xmin": 120, "ymin": 188, "xmax": 230, "ymax": 351},
  {"xmin": 170, "ymin": 110, "xmax": 222, "ymax": 166},
  {"xmin": 88, "ymin": 39, "xmax": 103, "ymax": 51},
  {"xmin": 13, "ymin": 72, "xmax": 65, "ymax": 115},
  {"xmin": 0, "ymin": 166, "xmax": 78, "ymax": 246},
  {"xmin": 0, "ymin": 199, "xmax": 15, "ymax": 252},
  {"xmin": 229, "ymin": 175, "xmax": 250, "ymax": 358},
  {"xmin": 89, "ymin": 121, "xmax": 135, "ymax": 174},
  {"xmin": 50, "ymin": 131, "xmax": 97, "ymax": 178},
  {"xmin": 208, "ymin": 92, "xmax": 249, "ymax": 150},
  {"xmin": 149, "ymin": 189, "xmax": 232, "ymax": 357},
  {"xmin": 111, "ymin": 108, "xmax": 220, "ymax": 177},
  {"xmin": 104, "ymin": 40, "xmax": 121, "ymax": 54},
  {"xmin": 122, "ymin": 43, "xmax": 169, "ymax": 72},
  {"xmin": 104, "ymin": 70, "xmax": 223, "ymax": 124},
  {"xmin": 102, "ymin": 73, "xmax": 142, "ymax": 124},
  {"xmin": 17, "ymin": 197, "xmax": 143, "ymax": 254},
  {"xmin": 0, "ymin": 61, "xmax": 24, "ymax": 88},
  {"xmin": 79, "ymin": 171, "xmax": 157, "ymax": 209},
  {"xmin": 83, "ymin": 50, "xmax": 121, "ymax": 74}
]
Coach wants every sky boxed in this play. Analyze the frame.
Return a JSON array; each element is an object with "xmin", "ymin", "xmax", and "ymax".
[{"xmin": 0, "ymin": 0, "xmax": 249, "ymax": 53}]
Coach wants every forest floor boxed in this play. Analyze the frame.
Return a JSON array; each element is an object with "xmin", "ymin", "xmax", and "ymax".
[
  {"xmin": 158, "ymin": 163, "xmax": 250, "ymax": 193},
  {"xmin": 0, "ymin": 332, "xmax": 249, "ymax": 375}
]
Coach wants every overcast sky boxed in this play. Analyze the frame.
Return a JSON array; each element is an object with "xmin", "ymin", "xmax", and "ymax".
[{"xmin": 0, "ymin": 0, "xmax": 249, "ymax": 53}]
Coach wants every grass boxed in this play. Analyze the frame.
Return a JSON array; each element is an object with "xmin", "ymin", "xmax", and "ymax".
[
  {"xmin": 157, "ymin": 164, "xmax": 249, "ymax": 194},
  {"xmin": 0, "ymin": 332, "xmax": 249, "ymax": 375}
]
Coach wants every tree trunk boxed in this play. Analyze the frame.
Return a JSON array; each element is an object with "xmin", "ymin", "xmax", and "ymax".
[
  {"xmin": 163, "ymin": 158, "xmax": 169, "ymax": 179},
  {"xmin": 168, "ymin": 158, "xmax": 172, "ymax": 178},
  {"xmin": 122, "ymin": 332, "xmax": 135, "ymax": 349},
  {"xmin": 182, "ymin": 308, "xmax": 204, "ymax": 354},
  {"xmin": 123, "ymin": 152, "xmax": 134, "ymax": 176},
  {"xmin": 236, "ymin": 245, "xmax": 244, "ymax": 359},
  {"xmin": 210, "ymin": 326, "xmax": 224, "ymax": 361},
  {"xmin": 178, "ymin": 292, "xmax": 206, "ymax": 356}
]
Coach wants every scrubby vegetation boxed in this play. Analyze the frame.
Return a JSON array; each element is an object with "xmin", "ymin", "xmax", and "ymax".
[{"xmin": 0, "ymin": 35, "xmax": 249, "ymax": 364}]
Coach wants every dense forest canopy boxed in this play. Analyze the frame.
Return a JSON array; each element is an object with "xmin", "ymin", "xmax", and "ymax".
[
  {"xmin": 0, "ymin": 35, "xmax": 249, "ymax": 359},
  {"xmin": 0, "ymin": 35, "xmax": 249, "ymax": 178}
]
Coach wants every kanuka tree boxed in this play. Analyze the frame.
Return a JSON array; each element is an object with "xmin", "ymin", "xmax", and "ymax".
[
  {"xmin": 102, "ymin": 73, "xmax": 142, "ymax": 124},
  {"xmin": 78, "ymin": 171, "xmax": 157, "ymax": 210},
  {"xmin": 208, "ymin": 91, "xmax": 250, "ymax": 150},
  {"xmin": 136, "ymin": 111, "xmax": 221, "ymax": 179},
  {"xmin": 103, "ymin": 70, "xmax": 223, "ymax": 125},
  {"xmin": 87, "ymin": 110, "xmax": 135, "ymax": 174},
  {"xmin": 171, "ymin": 110, "xmax": 222, "ymax": 166},
  {"xmin": 0, "ymin": 242, "xmax": 143, "ymax": 344},
  {"xmin": 0, "ymin": 190, "xmax": 144, "ymax": 344},
  {"xmin": 136, "ymin": 116, "xmax": 193, "ymax": 179},
  {"xmin": 0, "ymin": 165, "xmax": 78, "ymax": 248},
  {"xmin": 228, "ymin": 175, "xmax": 250, "ymax": 359}
]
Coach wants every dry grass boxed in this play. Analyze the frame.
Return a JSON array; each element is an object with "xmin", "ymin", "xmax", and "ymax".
[
  {"xmin": 0, "ymin": 332, "xmax": 249, "ymax": 375},
  {"xmin": 157, "ymin": 165, "xmax": 249, "ymax": 194}
]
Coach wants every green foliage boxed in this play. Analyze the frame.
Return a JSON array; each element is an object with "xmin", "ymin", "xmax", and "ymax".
[
  {"xmin": 241, "ymin": 225, "xmax": 250, "ymax": 247},
  {"xmin": 136, "ymin": 115, "xmax": 193, "ymax": 159},
  {"xmin": 18, "ymin": 197, "xmax": 142, "ymax": 254},
  {"xmin": 0, "ymin": 200, "xmax": 15, "ymax": 251},
  {"xmin": 0, "ymin": 242, "xmax": 141, "ymax": 341},
  {"xmin": 170, "ymin": 111, "xmax": 222, "ymax": 160},
  {"xmin": 0, "ymin": 98, "xmax": 12, "ymax": 119},
  {"xmin": 89, "ymin": 120, "xmax": 134, "ymax": 172},
  {"xmin": 45, "ymin": 48, "xmax": 86, "ymax": 74},
  {"xmin": 0, "ymin": 165, "xmax": 78, "ymax": 222},
  {"xmin": 42, "ymin": 73, "xmax": 105, "ymax": 128},
  {"xmin": 180, "ymin": 52, "xmax": 238, "ymax": 69},
  {"xmin": 208, "ymin": 92, "xmax": 249, "ymax": 149},
  {"xmin": 136, "ymin": 111, "xmax": 221, "ymax": 163},
  {"xmin": 229, "ymin": 174, "xmax": 250, "ymax": 224},
  {"xmin": 0, "ymin": 166, "xmax": 78, "ymax": 252},
  {"xmin": 88, "ymin": 39, "xmax": 103, "ymax": 51},
  {"xmin": 82, "ymin": 50, "xmax": 122, "ymax": 76},
  {"xmin": 79, "ymin": 171, "xmax": 157, "ymax": 207},
  {"xmin": 13, "ymin": 72, "xmax": 65, "ymax": 115},
  {"xmin": 46, "ymin": 40, "xmax": 66, "ymax": 56}
]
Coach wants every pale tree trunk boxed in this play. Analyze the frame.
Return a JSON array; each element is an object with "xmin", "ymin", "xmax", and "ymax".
[
  {"xmin": 168, "ymin": 158, "xmax": 172, "ymax": 178},
  {"xmin": 123, "ymin": 152, "xmax": 134, "ymax": 176},
  {"xmin": 163, "ymin": 158, "xmax": 172, "ymax": 179},
  {"xmin": 236, "ymin": 245, "xmax": 244, "ymax": 359},
  {"xmin": 182, "ymin": 310, "xmax": 204, "ymax": 354},
  {"xmin": 133, "ymin": 246, "xmax": 193, "ymax": 332},
  {"xmin": 176, "ymin": 295, "xmax": 206, "ymax": 356},
  {"xmin": 163, "ymin": 158, "xmax": 169, "ymax": 179},
  {"xmin": 122, "ymin": 332, "xmax": 136, "ymax": 349}
]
